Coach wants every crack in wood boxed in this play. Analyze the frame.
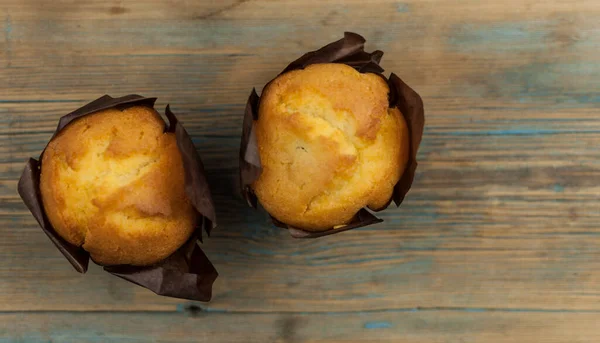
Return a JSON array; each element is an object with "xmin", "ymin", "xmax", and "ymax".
[{"xmin": 192, "ymin": 0, "xmax": 251, "ymax": 20}]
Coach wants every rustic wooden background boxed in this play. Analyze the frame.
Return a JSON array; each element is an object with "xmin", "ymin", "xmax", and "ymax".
[{"xmin": 2, "ymin": 0, "xmax": 600, "ymax": 342}]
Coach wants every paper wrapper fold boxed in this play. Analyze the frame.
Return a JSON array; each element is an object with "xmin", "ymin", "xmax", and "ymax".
[
  {"xmin": 18, "ymin": 95, "xmax": 217, "ymax": 301},
  {"xmin": 239, "ymin": 32, "xmax": 425, "ymax": 238}
]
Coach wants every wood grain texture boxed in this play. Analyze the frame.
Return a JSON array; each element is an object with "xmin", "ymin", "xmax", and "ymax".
[
  {"xmin": 2, "ymin": 0, "xmax": 600, "ymax": 341},
  {"xmin": 2, "ymin": 311, "xmax": 600, "ymax": 343}
]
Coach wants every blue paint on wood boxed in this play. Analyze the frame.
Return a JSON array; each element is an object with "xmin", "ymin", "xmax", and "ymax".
[
  {"xmin": 4, "ymin": 14, "xmax": 11, "ymax": 34},
  {"xmin": 240, "ymin": 222, "xmax": 274, "ymax": 240},
  {"xmin": 391, "ymin": 257, "xmax": 433, "ymax": 274},
  {"xmin": 364, "ymin": 321, "xmax": 392, "ymax": 329},
  {"xmin": 542, "ymin": 231, "xmax": 600, "ymax": 236},
  {"xmin": 465, "ymin": 61, "xmax": 600, "ymax": 105},
  {"xmin": 381, "ymin": 204, "xmax": 440, "ymax": 225},
  {"xmin": 184, "ymin": 305, "xmax": 600, "ymax": 315},
  {"xmin": 366, "ymin": 293, "xmax": 383, "ymax": 299},
  {"xmin": 448, "ymin": 22, "xmax": 548, "ymax": 52},
  {"xmin": 464, "ymin": 308, "xmax": 487, "ymax": 313},
  {"xmin": 192, "ymin": 23, "xmax": 294, "ymax": 49},
  {"xmin": 566, "ymin": 94, "xmax": 600, "ymax": 104},
  {"xmin": 396, "ymin": 3, "xmax": 410, "ymax": 12},
  {"xmin": 439, "ymin": 128, "xmax": 600, "ymax": 136},
  {"xmin": 31, "ymin": 21, "xmax": 294, "ymax": 50},
  {"xmin": 554, "ymin": 184, "xmax": 564, "ymax": 193},
  {"xmin": 15, "ymin": 332, "xmax": 106, "ymax": 343},
  {"xmin": 248, "ymin": 247, "xmax": 281, "ymax": 256}
]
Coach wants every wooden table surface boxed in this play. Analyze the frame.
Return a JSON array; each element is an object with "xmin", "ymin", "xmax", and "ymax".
[{"xmin": 2, "ymin": 0, "xmax": 600, "ymax": 342}]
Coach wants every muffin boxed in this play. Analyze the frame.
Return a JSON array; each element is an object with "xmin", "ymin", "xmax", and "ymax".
[
  {"xmin": 40, "ymin": 105, "xmax": 196, "ymax": 266},
  {"xmin": 252, "ymin": 63, "xmax": 410, "ymax": 231}
]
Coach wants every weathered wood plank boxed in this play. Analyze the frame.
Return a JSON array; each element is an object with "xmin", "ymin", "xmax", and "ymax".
[
  {"xmin": 2, "ymin": 310, "xmax": 599, "ymax": 343},
  {"xmin": 2, "ymin": 0, "xmax": 600, "ymax": 340},
  {"xmin": 2, "ymin": 181, "xmax": 600, "ymax": 313}
]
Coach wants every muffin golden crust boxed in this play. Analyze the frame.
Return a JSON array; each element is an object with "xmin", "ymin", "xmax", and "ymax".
[
  {"xmin": 40, "ymin": 106, "xmax": 196, "ymax": 266},
  {"xmin": 253, "ymin": 63, "xmax": 409, "ymax": 231}
]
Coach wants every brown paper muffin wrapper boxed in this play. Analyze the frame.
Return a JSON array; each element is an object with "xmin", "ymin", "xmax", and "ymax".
[
  {"xmin": 18, "ymin": 95, "xmax": 218, "ymax": 301},
  {"xmin": 239, "ymin": 32, "xmax": 425, "ymax": 238}
]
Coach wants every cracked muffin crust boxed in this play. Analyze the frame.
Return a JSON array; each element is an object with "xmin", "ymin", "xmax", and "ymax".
[
  {"xmin": 253, "ymin": 63, "xmax": 410, "ymax": 231},
  {"xmin": 40, "ymin": 105, "xmax": 196, "ymax": 266}
]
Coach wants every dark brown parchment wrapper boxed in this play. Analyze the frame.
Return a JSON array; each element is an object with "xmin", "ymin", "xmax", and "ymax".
[
  {"xmin": 239, "ymin": 32, "xmax": 425, "ymax": 238},
  {"xmin": 18, "ymin": 95, "xmax": 218, "ymax": 301}
]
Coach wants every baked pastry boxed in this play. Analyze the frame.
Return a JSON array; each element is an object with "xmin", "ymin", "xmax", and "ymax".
[
  {"xmin": 253, "ymin": 63, "xmax": 409, "ymax": 231},
  {"xmin": 40, "ymin": 105, "xmax": 196, "ymax": 266}
]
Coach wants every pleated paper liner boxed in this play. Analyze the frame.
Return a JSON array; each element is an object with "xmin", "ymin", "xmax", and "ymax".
[
  {"xmin": 240, "ymin": 32, "xmax": 425, "ymax": 238},
  {"xmin": 18, "ymin": 95, "xmax": 218, "ymax": 301}
]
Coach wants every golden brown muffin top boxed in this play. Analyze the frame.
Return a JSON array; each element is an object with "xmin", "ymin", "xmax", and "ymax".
[
  {"xmin": 40, "ymin": 106, "xmax": 195, "ymax": 266},
  {"xmin": 253, "ymin": 63, "xmax": 409, "ymax": 231}
]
